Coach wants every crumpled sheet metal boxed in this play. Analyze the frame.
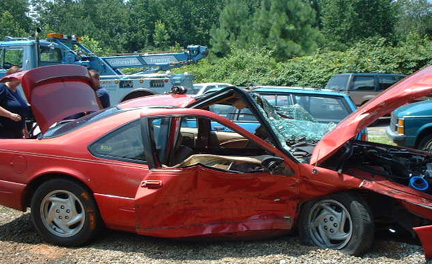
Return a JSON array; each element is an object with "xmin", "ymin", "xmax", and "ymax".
[{"xmin": 252, "ymin": 94, "xmax": 335, "ymax": 147}]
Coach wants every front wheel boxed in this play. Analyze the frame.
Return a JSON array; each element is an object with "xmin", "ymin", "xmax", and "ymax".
[
  {"xmin": 30, "ymin": 179, "xmax": 101, "ymax": 246},
  {"xmin": 418, "ymin": 134, "xmax": 432, "ymax": 151},
  {"xmin": 298, "ymin": 192, "xmax": 374, "ymax": 256}
]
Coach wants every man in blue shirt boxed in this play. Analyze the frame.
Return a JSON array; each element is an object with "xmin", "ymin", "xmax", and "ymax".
[{"xmin": 89, "ymin": 69, "xmax": 110, "ymax": 109}]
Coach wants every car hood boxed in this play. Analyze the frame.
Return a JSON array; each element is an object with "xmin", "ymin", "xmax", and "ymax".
[
  {"xmin": 0, "ymin": 65, "xmax": 101, "ymax": 134},
  {"xmin": 310, "ymin": 65, "xmax": 432, "ymax": 165},
  {"xmin": 393, "ymin": 99, "xmax": 432, "ymax": 117}
]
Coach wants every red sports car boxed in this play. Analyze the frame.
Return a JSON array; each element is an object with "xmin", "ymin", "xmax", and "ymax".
[{"xmin": 1, "ymin": 65, "xmax": 432, "ymax": 259}]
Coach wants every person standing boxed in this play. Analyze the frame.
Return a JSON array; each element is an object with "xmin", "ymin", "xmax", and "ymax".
[
  {"xmin": 0, "ymin": 66, "xmax": 29, "ymax": 138},
  {"xmin": 89, "ymin": 69, "xmax": 110, "ymax": 108}
]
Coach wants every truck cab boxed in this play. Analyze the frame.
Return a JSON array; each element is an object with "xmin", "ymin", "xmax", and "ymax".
[{"xmin": 0, "ymin": 34, "xmax": 208, "ymax": 105}]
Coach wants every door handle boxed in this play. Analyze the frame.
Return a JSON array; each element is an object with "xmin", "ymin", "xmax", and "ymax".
[{"xmin": 141, "ymin": 180, "xmax": 163, "ymax": 189}]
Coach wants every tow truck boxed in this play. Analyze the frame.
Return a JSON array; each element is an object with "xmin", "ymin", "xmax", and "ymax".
[{"xmin": 0, "ymin": 33, "xmax": 208, "ymax": 104}]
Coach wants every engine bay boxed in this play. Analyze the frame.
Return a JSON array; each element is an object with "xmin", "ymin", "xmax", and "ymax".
[{"xmin": 324, "ymin": 141, "xmax": 432, "ymax": 194}]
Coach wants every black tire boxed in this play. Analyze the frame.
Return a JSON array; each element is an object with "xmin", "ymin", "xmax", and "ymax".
[
  {"xmin": 298, "ymin": 192, "xmax": 374, "ymax": 256},
  {"xmin": 30, "ymin": 179, "xmax": 101, "ymax": 246},
  {"xmin": 122, "ymin": 91, "xmax": 154, "ymax": 102},
  {"xmin": 418, "ymin": 134, "xmax": 432, "ymax": 151}
]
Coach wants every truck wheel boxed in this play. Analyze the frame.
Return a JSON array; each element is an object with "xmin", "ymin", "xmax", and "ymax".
[
  {"xmin": 418, "ymin": 135, "xmax": 432, "ymax": 151},
  {"xmin": 122, "ymin": 91, "xmax": 154, "ymax": 102},
  {"xmin": 298, "ymin": 192, "xmax": 374, "ymax": 256},
  {"xmin": 30, "ymin": 179, "xmax": 101, "ymax": 246}
]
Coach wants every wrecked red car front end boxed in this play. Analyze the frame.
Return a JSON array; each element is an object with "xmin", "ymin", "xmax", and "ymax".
[{"xmin": 305, "ymin": 65, "xmax": 432, "ymax": 259}]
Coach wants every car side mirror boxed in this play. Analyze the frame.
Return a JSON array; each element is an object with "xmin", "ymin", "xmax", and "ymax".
[{"xmin": 261, "ymin": 156, "xmax": 286, "ymax": 175}]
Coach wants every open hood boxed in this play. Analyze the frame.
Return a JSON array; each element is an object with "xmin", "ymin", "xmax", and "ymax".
[
  {"xmin": 310, "ymin": 65, "xmax": 432, "ymax": 165},
  {"xmin": 1, "ymin": 65, "xmax": 101, "ymax": 134}
]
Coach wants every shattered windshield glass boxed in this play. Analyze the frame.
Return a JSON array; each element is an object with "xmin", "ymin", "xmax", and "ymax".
[{"xmin": 251, "ymin": 93, "xmax": 336, "ymax": 151}]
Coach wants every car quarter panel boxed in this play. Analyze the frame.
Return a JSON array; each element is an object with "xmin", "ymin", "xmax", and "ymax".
[{"xmin": 0, "ymin": 110, "xmax": 149, "ymax": 230}]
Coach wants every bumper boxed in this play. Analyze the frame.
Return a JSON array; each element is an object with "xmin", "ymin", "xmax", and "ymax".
[
  {"xmin": 386, "ymin": 126, "xmax": 408, "ymax": 146},
  {"xmin": 414, "ymin": 225, "xmax": 432, "ymax": 260}
]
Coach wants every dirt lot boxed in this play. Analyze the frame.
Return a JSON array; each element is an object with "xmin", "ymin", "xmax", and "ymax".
[{"xmin": 0, "ymin": 205, "xmax": 427, "ymax": 264}]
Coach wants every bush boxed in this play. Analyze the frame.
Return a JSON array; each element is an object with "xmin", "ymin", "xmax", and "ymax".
[{"xmin": 174, "ymin": 34, "xmax": 432, "ymax": 88}]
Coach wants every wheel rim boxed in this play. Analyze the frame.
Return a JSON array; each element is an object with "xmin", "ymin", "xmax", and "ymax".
[
  {"xmin": 307, "ymin": 199, "xmax": 353, "ymax": 249},
  {"xmin": 40, "ymin": 190, "xmax": 85, "ymax": 238},
  {"xmin": 421, "ymin": 140, "xmax": 432, "ymax": 151}
]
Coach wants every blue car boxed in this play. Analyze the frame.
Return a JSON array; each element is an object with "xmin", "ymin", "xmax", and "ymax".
[
  {"xmin": 188, "ymin": 86, "xmax": 366, "ymax": 141},
  {"xmin": 387, "ymin": 100, "xmax": 432, "ymax": 150}
]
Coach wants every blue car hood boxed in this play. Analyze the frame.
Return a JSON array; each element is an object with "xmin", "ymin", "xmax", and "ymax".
[{"xmin": 393, "ymin": 100, "xmax": 432, "ymax": 117}]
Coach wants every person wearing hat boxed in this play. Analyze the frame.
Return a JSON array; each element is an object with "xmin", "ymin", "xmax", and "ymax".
[{"xmin": 0, "ymin": 66, "xmax": 30, "ymax": 138}]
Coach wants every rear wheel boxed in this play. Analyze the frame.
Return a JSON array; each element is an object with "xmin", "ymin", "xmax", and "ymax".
[
  {"xmin": 30, "ymin": 179, "xmax": 101, "ymax": 246},
  {"xmin": 298, "ymin": 192, "xmax": 374, "ymax": 256}
]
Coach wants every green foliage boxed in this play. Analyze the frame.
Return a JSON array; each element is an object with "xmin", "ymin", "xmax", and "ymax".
[
  {"xmin": 32, "ymin": 0, "xmax": 129, "ymax": 52},
  {"xmin": 80, "ymin": 35, "xmax": 111, "ymax": 56},
  {"xmin": 321, "ymin": 0, "xmax": 397, "ymax": 50},
  {"xmin": 394, "ymin": 0, "xmax": 432, "ymax": 39},
  {"xmin": 153, "ymin": 20, "xmax": 170, "ymax": 50},
  {"xmin": 0, "ymin": 0, "xmax": 31, "ymax": 39},
  {"xmin": 0, "ymin": 11, "xmax": 28, "ymax": 39},
  {"xmin": 210, "ymin": 0, "xmax": 322, "ymax": 59},
  {"xmin": 176, "ymin": 34, "xmax": 432, "ymax": 88}
]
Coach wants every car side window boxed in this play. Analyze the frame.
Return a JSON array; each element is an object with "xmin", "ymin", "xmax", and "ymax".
[
  {"xmin": 40, "ymin": 46, "xmax": 63, "ymax": 65},
  {"xmin": 378, "ymin": 75, "xmax": 397, "ymax": 91},
  {"xmin": 2, "ymin": 48, "xmax": 23, "ymax": 68},
  {"xmin": 326, "ymin": 75, "xmax": 349, "ymax": 90},
  {"xmin": 351, "ymin": 76, "xmax": 375, "ymax": 91},
  {"xmin": 89, "ymin": 120, "xmax": 146, "ymax": 163}
]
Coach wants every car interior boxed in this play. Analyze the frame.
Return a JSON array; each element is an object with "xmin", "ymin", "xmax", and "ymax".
[{"xmin": 148, "ymin": 94, "xmax": 292, "ymax": 175}]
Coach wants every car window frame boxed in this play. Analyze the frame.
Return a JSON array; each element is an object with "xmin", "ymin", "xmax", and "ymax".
[{"xmin": 89, "ymin": 119, "xmax": 148, "ymax": 164}]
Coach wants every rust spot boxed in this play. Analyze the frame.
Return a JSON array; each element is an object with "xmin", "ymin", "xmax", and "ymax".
[
  {"xmin": 81, "ymin": 192, "xmax": 90, "ymax": 200},
  {"xmin": 88, "ymin": 214, "xmax": 96, "ymax": 230}
]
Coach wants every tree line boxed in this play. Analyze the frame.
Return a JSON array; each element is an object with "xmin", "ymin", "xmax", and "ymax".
[{"xmin": 1, "ymin": 0, "xmax": 432, "ymax": 85}]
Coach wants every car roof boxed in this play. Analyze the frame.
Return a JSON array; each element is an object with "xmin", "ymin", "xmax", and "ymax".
[
  {"xmin": 333, "ymin": 73, "xmax": 406, "ymax": 77},
  {"xmin": 251, "ymin": 86, "xmax": 350, "ymax": 97},
  {"xmin": 117, "ymin": 93, "xmax": 196, "ymax": 110},
  {"xmin": 193, "ymin": 83, "xmax": 233, "ymax": 86}
]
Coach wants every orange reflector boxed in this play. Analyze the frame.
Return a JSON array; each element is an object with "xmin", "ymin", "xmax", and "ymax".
[
  {"xmin": 361, "ymin": 133, "xmax": 368, "ymax": 141},
  {"xmin": 47, "ymin": 33, "xmax": 64, "ymax": 39},
  {"xmin": 397, "ymin": 119, "xmax": 405, "ymax": 134}
]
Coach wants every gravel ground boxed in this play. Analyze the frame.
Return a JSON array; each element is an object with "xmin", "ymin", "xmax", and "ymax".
[{"xmin": 0, "ymin": 206, "xmax": 428, "ymax": 264}]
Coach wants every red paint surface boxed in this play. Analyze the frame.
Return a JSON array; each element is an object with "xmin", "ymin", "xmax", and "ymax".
[{"xmin": 414, "ymin": 225, "xmax": 432, "ymax": 260}]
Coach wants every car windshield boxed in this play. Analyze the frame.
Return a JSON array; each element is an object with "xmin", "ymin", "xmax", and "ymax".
[
  {"xmin": 251, "ymin": 93, "xmax": 336, "ymax": 150},
  {"xmin": 42, "ymin": 107, "xmax": 122, "ymax": 138}
]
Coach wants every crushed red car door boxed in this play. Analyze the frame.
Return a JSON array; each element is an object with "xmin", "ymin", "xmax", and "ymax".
[
  {"xmin": 135, "ymin": 164, "xmax": 299, "ymax": 238},
  {"xmin": 134, "ymin": 109, "xmax": 300, "ymax": 238}
]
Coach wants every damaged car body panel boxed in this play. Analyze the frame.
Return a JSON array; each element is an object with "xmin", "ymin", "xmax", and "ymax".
[
  {"xmin": 2, "ymin": 65, "xmax": 432, "ymax": 258},
  {"xmin": 134, "ymin": 108, "xmax": 300, "ymax": 237}
]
